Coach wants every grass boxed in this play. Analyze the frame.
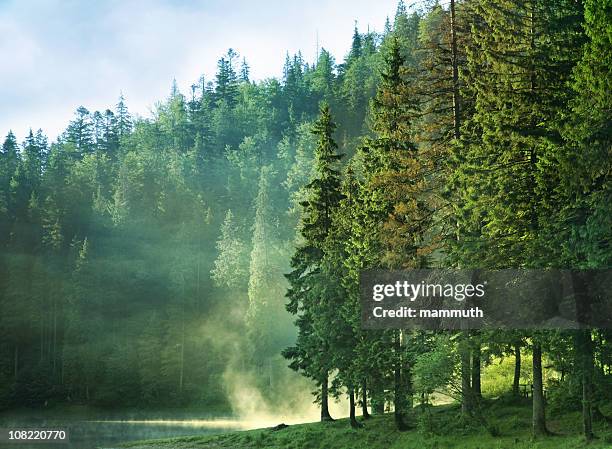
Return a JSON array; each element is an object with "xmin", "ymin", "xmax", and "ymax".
[{"xmin": 114, "ymin": 399, "xmax": 612, "ymax": 449}]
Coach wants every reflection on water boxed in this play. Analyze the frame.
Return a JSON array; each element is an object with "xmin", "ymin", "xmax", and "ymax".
[
  {"xmin": 0, "ymin": 405, "xmax": 336, "ymax": 449},
  {"xmin": 0, "ymin": 414, "xmax": 250, "ymax": 449}
]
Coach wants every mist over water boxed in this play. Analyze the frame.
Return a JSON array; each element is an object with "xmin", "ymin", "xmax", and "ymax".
[
  {"xmin": 222, "ymin": 368, "xmax": 348, "ymax": 428},
  {"xmin": 0, "ymin": 395, "xmax": 347, "ymax": 449}
]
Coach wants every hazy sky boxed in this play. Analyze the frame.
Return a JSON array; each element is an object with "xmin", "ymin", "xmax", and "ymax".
[{"xmin": 0, "ymin": 0, "xmax": 404, "ymax": 143}]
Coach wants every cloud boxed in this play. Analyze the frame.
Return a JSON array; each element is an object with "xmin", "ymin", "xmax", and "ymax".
[{"xmin": 0, "ymin": 0, "xmax": 399, "ymax": 142}]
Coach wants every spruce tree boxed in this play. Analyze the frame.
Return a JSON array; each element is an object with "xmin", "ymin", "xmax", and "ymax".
[
  {"xmin": 284, "ymin": 103, "xmax": 344, "ymax": 422},
  {"xmin": 211, "ymin": 209, "xmax": 248, "ymax": 289},
  {"xmin": 65, "ymin": 106, "xmax": 94, "ymax": 156},
  {"xmin": 0, "ymin": 132, "xmax": 20, "ymax": 241},
  {"xmin": 360, "ymin": 36, "xmax": 427, "ymax": 430},
  {"xmin": 115, "ymin": 94, "xmax": 132, "ymax": 139},
  {"xmin": 215, "ymin": 49, "xmax": 239, "ymax": 107},
  {"xmin": 247, "ymin": 165, "xmax": 284, "ymax": 367}
]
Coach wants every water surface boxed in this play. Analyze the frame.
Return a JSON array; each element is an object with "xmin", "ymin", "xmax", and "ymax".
[{"xmin": 0, "ymin": 409, "xmax": 248, "ymax": 449}]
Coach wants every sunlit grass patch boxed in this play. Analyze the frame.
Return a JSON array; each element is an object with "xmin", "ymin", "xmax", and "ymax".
[{"xmin": 115, "ymin": 400, "xmax": 612, "ymax": 449}]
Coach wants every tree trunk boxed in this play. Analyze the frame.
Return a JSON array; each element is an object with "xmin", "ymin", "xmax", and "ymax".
[
  {"xmin": 460, "ymin": 335, "xmax": 472, "ymax": 416},
  {"xmin": 571, "ymin": 272, "xmax": 595, "ymax": 441},
  {"xmin": 532, "ymin": 342, "xmax": 548, "ymax": 437},
  {"xmin": 394, "ymin": 331, "xmax": 408, "ymax": 430},
  {"xmin": 582, "ymin": 373, "xmax": 593, "ymax": 440},
  {"xmin": 321, "ymin": 375, "xmax": 333, "ymax": 421},
  {"xmin": 361, "ymin": 379, "xmax": 371, "ymax": 419},
  {"xmin": 576, "ymin": 330, "xmax": 594, "ymax": 440},
  {"xmin": 349, "ymin": 387, "xmax": 361, "ymax": 428},
  {"xmin": 513, "ymin": 343, "xmax": 521, "ymax": 397},
  {"xmin": 471, "ymin": 343, "xmax": 481, "ymax": 400}
]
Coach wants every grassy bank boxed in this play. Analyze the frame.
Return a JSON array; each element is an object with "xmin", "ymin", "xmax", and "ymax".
[{"xmin": 116, "ymin": 400, "xmax": 612, "ymax": 449}]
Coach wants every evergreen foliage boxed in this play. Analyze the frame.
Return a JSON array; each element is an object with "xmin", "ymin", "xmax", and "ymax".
[{"xmin": 0, "ymin": 3, "xmax": 610, "ymax": 442}]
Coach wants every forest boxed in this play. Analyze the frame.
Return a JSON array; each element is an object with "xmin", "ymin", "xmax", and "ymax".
[{"xmin": 0, "ymin": 0, "xmax": 610, "ymax": 444}]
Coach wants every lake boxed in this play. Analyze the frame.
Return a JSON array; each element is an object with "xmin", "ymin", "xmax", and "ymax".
[{"xmin": 0, "ymin": 408, "xmax": 253, "ymax": 449}]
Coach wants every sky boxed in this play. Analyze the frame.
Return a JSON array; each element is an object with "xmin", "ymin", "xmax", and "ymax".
[{"xmin": 0, "ymin": 0, "xmax": 404, "ymax": 143}]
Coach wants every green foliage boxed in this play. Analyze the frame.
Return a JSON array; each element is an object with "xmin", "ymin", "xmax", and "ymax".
[
  {"xmin": 121, "ymin": 402, "xmax": 612, "ymax": 449},
  {"xmin": 211, "ymin": 210, "xmax": 248, "ymax": 289},
  {"xmin": 284, "ymin": 104, "xmax": 345, "ymax": 399},
  {"xmin": 0, "ymin": 5, "xmax": 610, "ymax": 443},
  {"xmin": 413, "ymin": 336, "xmax": 458, "ymax": 397}
]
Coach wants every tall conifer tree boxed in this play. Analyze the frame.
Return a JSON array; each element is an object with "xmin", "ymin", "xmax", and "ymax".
[{"xmin": 284, "ymin": 103, "xmax": 344, "ymax": 422}]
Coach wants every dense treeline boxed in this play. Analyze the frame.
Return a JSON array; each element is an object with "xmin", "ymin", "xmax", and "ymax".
[
  {"xmin": 0, "ymin": 2, "xmax": 401, "ymax": 409},
  {"xmin": 0, "ymin": 0, "xmax": 610, "ymax": 442},
  {"xmin": 283, "ymin": 0, "xmax": 611, "ymax": 441}
]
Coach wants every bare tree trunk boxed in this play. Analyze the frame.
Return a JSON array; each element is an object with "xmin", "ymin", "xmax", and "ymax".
[
  {"xmin": 575, "ymin": 330, "xmax": 594, "ymax": 440},
  {"xmin": 349, "ymin": 387, "xmax": 362, "ymax": 428},
  {"xmin": 321, "ymin": 375, "xmax": 333, "ymax": 421},
  {"xmin": 471, "ymin": 342, "xmax": 481, "ymax": 400},
  {"xmin": 571, "ymin": 272, "xmax": 595, "ymax": 441},
  {"xmin": 460, "ymin": 335, "xmax": 472, "ymax": 416},
  {"xmin": 513, "ymin": 343, "xmax": 521, "ymax": 397},
  {"xmin": 582, "ymin": 369, "xmax": 594, "ymax": 440},
  {"xmin": 532, "ymin": 342, "xmax": 548, "ymax": 437},
  {"xmin": 361, "ymin": 379, "xmax": 371, "ymax": 419}
]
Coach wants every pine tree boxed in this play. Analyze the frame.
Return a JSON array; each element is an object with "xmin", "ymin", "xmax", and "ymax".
[
  {"xmin": 98, "ymin": 109, "xmax": 119, "ymax": 159},
  {"xmin": 211, "ymin": 209, "xmax": 248, "ymax": 289},
  {"xmin": 310, "ymin": 49, "xmax": 336, "ymax": 103},
  {"xmin": 323, "ymin": 165, "xmax": 369, "ymax": 427},
  {"xmin": 386, "ymin": 0, "xmax": 420, "ymax": 66},
  {"xmin": 414, "ymin": 0, "xmax": 478, "ymax": 416},
  {"xmin": 1, "ymin": 131, "xmax": 20, "ymax": 183},
  {"xmin": 284, "ymin": 104, "xmax": 344, "ymax": 422},
  {"xmin": 115, "ymin": 94, "xmax": 132, "ymax": 139},
  {"xmin": 159, "ymin": 84, "xmax": 193, "ymax": 152},
  {"xmin": 246, "ymin": 165, "xmax": 287, "ymax": 393},
  {"xmin": 215, "ymin": 49, "xmax": 239, "ymax": 107},
  {"xmin": 21, "ymin": 129, "xmax": 46, "ymax": 194},
  {"xmin": 0, "ymin": 132, "xmax": 20, "ymax": 240},
  {"xmin": 348, "ymin": 24, "xmax": 362, "ymax": 63},
  {"xmin": 65, "ymin": 106, "xmax": 94, "ymax": 156},
  {"xmin": 361, "ymin": 36, "xmax": 426, "ymax": 430},
  {"xmin": 283, "ymin": 53, "xmax": 312, "ymax": 120},
  {"xmin": 239, "ymin": 57, "xmax": 250, "ymax": 83}
]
